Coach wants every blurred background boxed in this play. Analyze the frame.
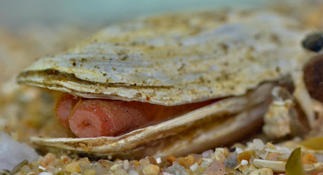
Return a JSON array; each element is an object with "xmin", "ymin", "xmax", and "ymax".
[
  {"xmin": 0, "ymin": 0, "xmax": 322, "ymax": 85},
  {"xmin": 0, "ymin": 0, "xmax": 270, "ymax": 29},
  {"xmin": 0, "ymin": 0, "xmax": 264, "ymax": 85}
]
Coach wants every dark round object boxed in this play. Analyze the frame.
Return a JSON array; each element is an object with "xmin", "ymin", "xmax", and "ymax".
[
  {"xmin": 303, "ymin": 55, "xmax": 323, "ymax": 102},
  {"xmin": 302, "ymin": 32, "xmax": 323, "ymax": 52}
]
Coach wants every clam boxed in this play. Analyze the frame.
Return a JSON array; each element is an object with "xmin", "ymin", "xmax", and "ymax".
[{"xmin": 17, "ymin": 10, "xmax": 316, "ymax": 159}]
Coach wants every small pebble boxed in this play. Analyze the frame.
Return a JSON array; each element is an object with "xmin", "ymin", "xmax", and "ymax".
[
  {"xmin": 224, "ymin": 153, "xmax": 238, "ymax": 169},
  {"xmin": 155, "ymin": 157, "xmax": 162, "ymax": 164},
  {"xmin": 213, "ymin": 148, "xmax": 228, "ymax": 162},
  {"xmin": 302, "ymin": 153, "xmax": 318, "ymax": 164},
  {"xmin": 177, "ymin": 155, "xmax": 195, "ymax": 168},
  {"xmin": 249, "ymin": 168, "xmax": 273, "ymax": 175},
  {"xmin": 39, "ymin": 172, "xmax": 53, "ymax": 175},
  {"xmin": 166, "ymin": 155, "xmax": 177, "ymax": 164},
  {"xmin": 38, "ymin": 165, "xmax": 46, "ymax": 171},
  {"xmin": 241, "ymin": 160, "xmax": 248, "ymax": 166},
  {"xmin": 302, "ymin": 32, "xmax": 323, "ymax": 52},
  {"xmin": 114, "ymin": 169, "xmax": 128, "ymax": 175},
  {"xmin": 83, "ymin": 169, "xmax": 96, "ymax": 175},
  {"xmin": 123, "ymin": 160, "xmax": 130, "ymax": 170},
  {"xmin": 92, "ymin": 162, "xmax": 107, "ymax": 174},
  {"xmin": 162, "ymin": 173, "xmax": 174, "ymax": 175},
  {"xmin": 40, "ymin": 153, "xmax": 55, "ymax": 167},
  {"xmin": 248, "ymin": 139, "xmax": 265, "ymax": 150},
  {"xmin": 200, "ymin": 158, "xmax": 213, "ymax": 168},
  {"xmin": 98, "ymin": 159, "xmax": 113, "ymax": 169},
  {"xmin": 26, "ymin": 172, "xmax": 37, "ymax": 175},
  {"xmin": 139, "ymin": 159, "xmax": 150, "ymax": 166},
  {"xmin": 128, "ymin": 170, "xmax": 139, "ymax": 175},
  {"xmin": 190, "ymin": 163, "xmax": 198, "ymax": 172},
  {"xmin": 110, "ymin": 163, "xmax": 122, "ymax": 171},
  {"xmin": 238, "ymin": 151, "xmax": 252, "ymax": 163},
  {"xmin": 147, "ymin": 156, "xmax": 157, "ymax": 165},
  {"xmin": 205, "ymin": 161, "xmax": 225, "ymax": 175},
  {"xmin": 236, "ymin": 148, "xmax": 243, "ymax": 154},
  {"xmin": 165, "ymin": 162, "xmax": 187, "ymax": 175},
  {"xmin": 142, "ymin": 164, "xmax": 160, "ymax": 175},
  {"xmin": 65, "ymin": 161, "xmax": 81, "ymax": 173},
  {"xmin": 202, "ymin": 150, "xmax": 213, "ymax": 157}
]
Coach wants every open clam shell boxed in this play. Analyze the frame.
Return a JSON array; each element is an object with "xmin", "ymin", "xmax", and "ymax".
[
  {"xmin": 31, "ymin": 84, "xmax": 272, "ymax": 158},
  {"xmin": 17, "ymin": 10, "xmax": 314, "ymax": 158}
]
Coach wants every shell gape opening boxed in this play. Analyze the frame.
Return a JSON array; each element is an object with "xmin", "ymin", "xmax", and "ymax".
[{"xmin": 55, "ymin": 93, "xmax": 216, "ymax": 138}]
